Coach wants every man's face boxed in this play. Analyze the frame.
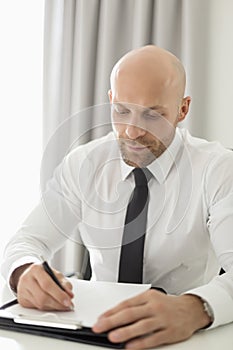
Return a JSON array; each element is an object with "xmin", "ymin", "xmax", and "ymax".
[
  {"xmin": 111, "ymin": 102, "xmax": 178, "ymax": 167},
  {"xmin": 110, "ymin": 87, "xmax": 186, "ymax": 168}
]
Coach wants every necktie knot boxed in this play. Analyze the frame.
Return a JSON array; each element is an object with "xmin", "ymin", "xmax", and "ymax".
[{"xmin": 133, "ymin": 168, "xmax": 152, "ymax": 187}]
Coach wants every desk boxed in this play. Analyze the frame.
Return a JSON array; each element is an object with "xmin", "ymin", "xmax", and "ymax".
[{"xmin": 1, "ymin": 276, "xmax": 233, "ymax": 350}]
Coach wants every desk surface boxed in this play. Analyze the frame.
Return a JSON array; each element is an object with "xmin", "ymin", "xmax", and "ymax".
[{"xmin": 1, "ymin": 276, "xmax": 233, "ymax": 350}]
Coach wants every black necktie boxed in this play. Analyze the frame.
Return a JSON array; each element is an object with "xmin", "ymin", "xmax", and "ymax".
[{"xmin": 118, "ymin": 168, "xmax": 152, "ymax": 283}]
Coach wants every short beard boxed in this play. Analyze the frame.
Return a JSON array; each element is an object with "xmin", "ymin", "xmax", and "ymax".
[{"xmin": 118, "ymin": 137, "xmax": 168, "ymax": 168}]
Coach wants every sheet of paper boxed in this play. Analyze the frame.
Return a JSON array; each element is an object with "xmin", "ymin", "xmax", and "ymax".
[{"xmin": 4, "ymin": 279, "xmax": 151, "ymax": 328}]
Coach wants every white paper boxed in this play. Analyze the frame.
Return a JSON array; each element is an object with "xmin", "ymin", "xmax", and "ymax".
[{"xmin": 5, "ymin": 279, "xmax": 151, "ymax": 328}]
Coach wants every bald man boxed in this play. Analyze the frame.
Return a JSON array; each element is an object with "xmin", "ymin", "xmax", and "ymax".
[{"xmin": 2, "ymin": 45, "xmax": 233, "ymax": 349}]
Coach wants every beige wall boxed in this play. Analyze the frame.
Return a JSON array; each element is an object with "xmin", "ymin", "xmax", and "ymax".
[
  {"xmin": 183, "ymin": 0, "xmax": 233, "ymax": 148},
  {"xmin": 206, "ymin": 0, "xmax": 233, "ymax": 148}
]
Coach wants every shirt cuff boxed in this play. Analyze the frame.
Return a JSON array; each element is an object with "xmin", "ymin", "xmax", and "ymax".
[{"xmin": 184, "ymin": 283, "xmax": 233, "ymax": 329}]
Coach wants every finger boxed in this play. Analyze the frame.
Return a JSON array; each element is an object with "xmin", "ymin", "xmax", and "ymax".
[
  {"xmin": 108, "ymin": 318, "xmax": 163, "ymax": 344},
  {"xmin": 53, "ymin": 270, "xmax": 74, "ymax": 298},
  {"xmin": 36, "ymin": 270, "xmax": 74, "ymax": 309},
  {"xmin": 93, "ymin": 303, "xmax": 155, "ymax": 333},
  {"xmin": 125, "ymin": 329, "xmax": 169, "ymax": 349},
  {"xmin": 34, "ymin": 288, "xmax": 73, "ymax": 311},
  {"xmin": 99, "ymin": 290, "xmax": 152, "ymax": 318},
  {"xmin": 101, "ymin": 289, "xmax": 164, "ymax": 318}
]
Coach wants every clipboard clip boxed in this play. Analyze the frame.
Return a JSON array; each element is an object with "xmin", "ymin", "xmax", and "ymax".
[{"xmin": 14, "ymin": 313, "xmax": 82, "ymax": 330}]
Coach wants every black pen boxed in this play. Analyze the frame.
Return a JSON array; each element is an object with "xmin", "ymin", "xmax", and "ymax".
[
  {"xmin": 42, "ymin": 260, "xmax": 74, "ymax": 310},
  {"xmin": 42, "ymin": 260, "xmax": 66, "ymax": 292},
  {"xmin": 0, "ymin": 298, "xmax": 18, "ymax": 310}
]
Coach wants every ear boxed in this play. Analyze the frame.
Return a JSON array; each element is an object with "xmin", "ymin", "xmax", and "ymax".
[
  {"xmin": 178, "ymin": 96, "xmax": 191, "ymax": 122},
  {"xmin": 108, "ymin": 89, "xmax": 112, "ymax": 103}
]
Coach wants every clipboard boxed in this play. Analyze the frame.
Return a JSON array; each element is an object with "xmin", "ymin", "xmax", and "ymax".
[
  {"xmin": 0, "ymin": 311, "xmax": 123, "ymax": 348},
  {"xmin": 0, "ymin": 279, "xmax": 151, "ymax": 348}
]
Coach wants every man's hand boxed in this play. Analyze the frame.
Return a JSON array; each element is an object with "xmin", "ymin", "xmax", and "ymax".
[
  {"xmin": 92, "ymin": 289, "xmax": 211, "ymax": 349},
  {"xmin": 13, "ymin": 263, "xmax": 74, "ymax": 311}
]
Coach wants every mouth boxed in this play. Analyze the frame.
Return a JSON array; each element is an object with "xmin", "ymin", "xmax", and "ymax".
[{"xmin": 124, "ymin": 142, "xmax": 149, "ymax": 152}]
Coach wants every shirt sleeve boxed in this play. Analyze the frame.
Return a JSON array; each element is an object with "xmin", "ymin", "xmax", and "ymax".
[
  {"xmin": 185, "ymin": 151, "xmax": 233, "ymax": 329},
  {"xmin": 1, "ymin": 150, "xmax": 82, "ymax": 285}
]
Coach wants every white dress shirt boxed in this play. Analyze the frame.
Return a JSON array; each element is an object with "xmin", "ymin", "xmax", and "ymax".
[{"xmin": 2, "ymin": 128, "xmax": 233, "ymax": 329}]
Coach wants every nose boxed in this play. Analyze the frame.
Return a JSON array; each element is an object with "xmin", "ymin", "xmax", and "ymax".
[{"xmin": 125, "ymin": 123, "xmax": 146, "ymax": 139}]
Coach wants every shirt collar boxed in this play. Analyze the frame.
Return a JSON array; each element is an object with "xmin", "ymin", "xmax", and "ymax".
[{"xmin": 120, "ymin": 128, "xmax": 183, "ymax": 184}]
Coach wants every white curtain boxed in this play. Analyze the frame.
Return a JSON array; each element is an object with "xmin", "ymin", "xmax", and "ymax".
[{"xmin": 43, "ymin": 0, "xmax": 233, "ymax": 273}]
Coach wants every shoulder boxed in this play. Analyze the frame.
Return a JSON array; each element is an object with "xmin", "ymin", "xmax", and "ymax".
[
  {"xmin": 61, "ymin": 131, "xmax": 119, "ymax": 181},
  {"xmin": 178, "ymin": 128, "xmax": 233, "ymax": 168},
  {"xmin": 179, "ymin": 128, "xmax": 231, "ymax": 156},
  {"xmin": 65, "ymin": 131, "xmax": 116, "ymax": 164},
  {"xmin": 179, "ymin": 129, "xmax": 233, "ymax": 203}
]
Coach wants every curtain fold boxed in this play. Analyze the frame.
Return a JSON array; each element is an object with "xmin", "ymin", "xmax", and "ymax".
[{"xmin": 43, "ymin": 0, "xmax": 233, "ymax": 273}]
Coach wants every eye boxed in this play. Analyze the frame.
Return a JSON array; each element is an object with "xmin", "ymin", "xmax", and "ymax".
[
  {"xmin": 113, "ymin": 104, "xmax": 130, "ymax": 115},
  {"xmin": 143, "ymin": 111, "xmax": 163, "ymax": 120}
]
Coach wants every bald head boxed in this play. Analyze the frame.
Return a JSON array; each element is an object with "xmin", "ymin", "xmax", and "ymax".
[{"xmin": 110, "ymin": 45, "xmax": 186, "ymax": 106}]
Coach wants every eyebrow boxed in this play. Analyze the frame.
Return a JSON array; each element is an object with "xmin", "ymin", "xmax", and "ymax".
[
  {"xmin": 114, "ymin": 102, "xmax": 167, "ymax": 112},
  {"xmin": 149, "ymin": 105, "xmax": 167, "ymax": 111}
]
